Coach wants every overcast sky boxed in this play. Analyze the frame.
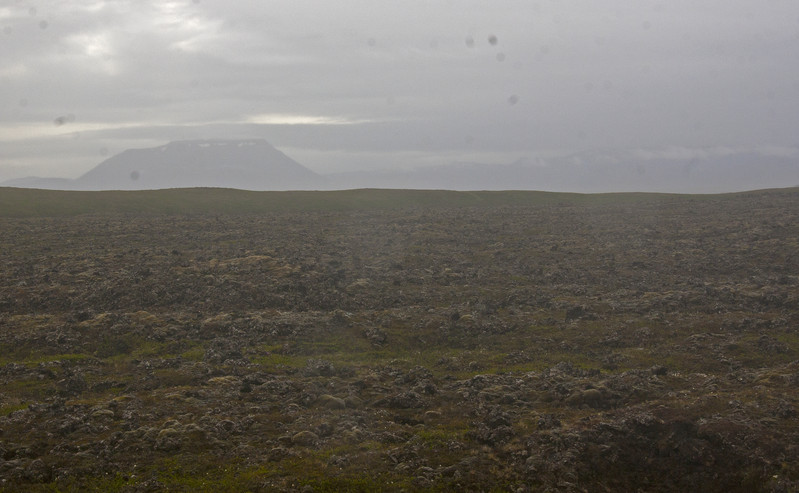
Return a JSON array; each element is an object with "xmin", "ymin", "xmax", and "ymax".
[{"xmin": 2, "ymin": 0, "xmax": 799, "ymax": 180}]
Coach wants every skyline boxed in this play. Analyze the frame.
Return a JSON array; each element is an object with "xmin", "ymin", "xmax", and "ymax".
[{"xmin": 2, "ymin": 1, "xmax": 799, "ymax": 188}]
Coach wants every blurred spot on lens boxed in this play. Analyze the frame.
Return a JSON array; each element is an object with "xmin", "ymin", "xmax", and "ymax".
[{"xmin": 53, "ymin": 114, "xmax": 75, "ymax": 126}]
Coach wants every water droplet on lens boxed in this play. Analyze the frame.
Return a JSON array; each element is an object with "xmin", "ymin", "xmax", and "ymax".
[
  {"xmin": 53, "ymin": 114, "xmax": 75, "ymax": 126},
  {"xmin": 508, "ymin": 95, "xmax": 519, "ymax": 105},
  {"xmin": 465, "ymin": 36, "xmax": 475, "ymax": 48},
  {"xmin": 367, "ymin": 37, "xmax": 376, "ymax": 47},
  {"xmin": 488, "ymin": 34, "xmax": 498, "ymax": 46},
  {"xmin": 39, "ymin": 20, "xmax": 48, "ymax": 30},
  {"xmin": 496, "ymin": 53, "xmax": 506, "ymax": 62},
  {"xmin": 130, "ymin": 170, "xmax": 140, "ymax": 181}
]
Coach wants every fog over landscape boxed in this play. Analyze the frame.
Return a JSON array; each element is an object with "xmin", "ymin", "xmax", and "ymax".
[{"xmin": 2, "ymin": 1, "xmax": 799, "ymax": 191}]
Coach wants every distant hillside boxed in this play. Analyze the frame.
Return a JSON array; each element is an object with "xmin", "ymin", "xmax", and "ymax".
[
  {"xmin": 1, "ymin": 186, "xmax": 797, "ymax": 217},
  {"xmin": 4, "ymin": 140, "xmax": 327, "ymax": 191}
]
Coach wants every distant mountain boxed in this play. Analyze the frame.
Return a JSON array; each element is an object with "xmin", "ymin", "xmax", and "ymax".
[
  {"xmin": 326, "ymin": 150, "xmax": 799, "ymax": 193},
  {"xmin": 4, "ymin": 143, "xmax": 798, "ymax": 193},
  {"xmin": 1, "ymin": 176, "xmax": 76, "ymax": 189},
  {"xmin": 4, "ymin": 139, "xmax": 327, "ymax": 191}
]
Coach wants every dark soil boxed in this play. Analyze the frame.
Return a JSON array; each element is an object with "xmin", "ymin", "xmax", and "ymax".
[{"xmin": 1, "ymin": 189, "xmax": 798, "ymax": 491}]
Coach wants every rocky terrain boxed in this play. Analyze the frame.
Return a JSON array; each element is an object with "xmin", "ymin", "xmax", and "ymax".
[{"xmin": 1, "ymin": 188, "xmax": 798, "ymax": 491}]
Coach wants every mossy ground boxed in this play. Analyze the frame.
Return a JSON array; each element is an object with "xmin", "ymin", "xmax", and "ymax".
[{"xmin": 1, "ymin": 187, "xmax": 798, "ymax": 491}]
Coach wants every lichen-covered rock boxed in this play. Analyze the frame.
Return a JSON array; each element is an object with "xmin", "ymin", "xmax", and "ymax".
[
  {"xmin": 304, "ymin": 359, "xmax": 335, "ymax": 377},
  {"xmin": 23, "ymin": 459, "xmax": 51, "ymax": 483},
  {"xmin": 154, "ymin": 428, "xmax": 182, "ymax": 451},
  {"xmin": 316, "ymin": 394, "xmax": 346, "ymax": 410},
  {"xmin": 291, "ymin": 431, "xmax": 319, "ymax": 446},
  {"xmin": 56, "ymin": 373, "xmax": 87, "ymax": 397},
  {"xmin": 375, "ymin": 391, "xmax": 426, "ymax": 409}
]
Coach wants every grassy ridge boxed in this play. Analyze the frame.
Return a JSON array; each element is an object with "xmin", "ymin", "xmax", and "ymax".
[{"xmin": 0, "ymin": 186, "xmax": 795, "ymax": 217}]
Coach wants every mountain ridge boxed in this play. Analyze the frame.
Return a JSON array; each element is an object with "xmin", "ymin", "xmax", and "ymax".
[
  {"xmin": 4, "ymin": 141, "xmax": 798, "ymax": 193},
  {"xmin": 325, "ymin": 151, "xmax": 799, "ymax": 193},
  {"xmin": 4, "ymin": 139, "xmax": 327, "ymax": 191}
]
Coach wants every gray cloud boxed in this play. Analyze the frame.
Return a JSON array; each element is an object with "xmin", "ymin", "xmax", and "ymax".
[{"xmin": 2, "ymin": 1, "xmax": 798, "ymax": 184}]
